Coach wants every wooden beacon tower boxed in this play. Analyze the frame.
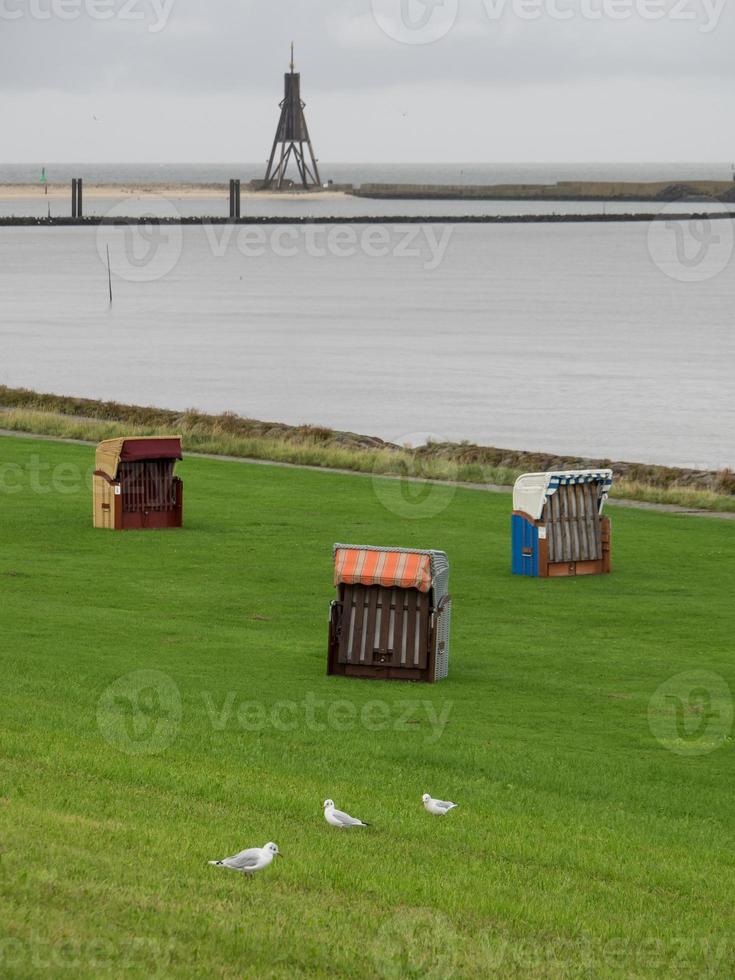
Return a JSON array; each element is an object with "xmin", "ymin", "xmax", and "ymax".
[
  {"xmin": 93, "ymin": 437, "xmax": 184, "ymax": 531},
  {"xmin": 262, "ymin": 44, "xmax": 321, "ymax": 190},
  {"xmin": 512, "ymin": 470, "xmax": 613, "ymax": 577}
]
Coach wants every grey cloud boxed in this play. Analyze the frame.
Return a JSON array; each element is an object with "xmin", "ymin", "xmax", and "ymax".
[{"xmin": 0, "ymin": 0, "xmax": 733, "ymax": 95}]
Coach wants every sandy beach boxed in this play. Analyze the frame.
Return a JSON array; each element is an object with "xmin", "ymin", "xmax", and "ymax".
[{"xmin": 0, "ymin": 183, "xmax": 348, "ymax": 201}]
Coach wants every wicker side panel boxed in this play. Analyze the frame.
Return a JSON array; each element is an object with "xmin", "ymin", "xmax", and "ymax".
[
  {"xmin": 433, "ymin": 599, "xmax": 452, "ymax": 681},
  {"xmin": 93, "ymin": 475, "xmax": 116, "ymax": 530},
  {"xmin": 583, "ymin": 483, "xmax": 603, "ymax": 560},
  {"xmin": 429, "ymin": 551, "xmax": 450, "ymax": 604}
]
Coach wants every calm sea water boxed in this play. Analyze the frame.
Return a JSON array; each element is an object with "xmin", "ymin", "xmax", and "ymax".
[
  {"xmin": 1, "ymin": 222, "xmax": 733, "ymax": 469},
  {"xmin": 2, "ymin": 161, "xmax": 735, "ymax": 186},
  {"xmin": 0, "ymin": 196, "xmax": 714, "ymax": 220}
]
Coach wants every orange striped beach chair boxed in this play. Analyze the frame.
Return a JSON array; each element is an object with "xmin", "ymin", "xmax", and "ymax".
[{"xmin": 328, "ymin": 544, "xmax": 452, "ymax": 683}]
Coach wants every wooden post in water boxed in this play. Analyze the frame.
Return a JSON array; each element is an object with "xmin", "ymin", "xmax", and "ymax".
[
  {"xmin": 71, "ymin": 178, "xmax": 83, "ymax": 218},
  {"xmin": 229, "ymin": 179, "xmax": 241, "ymax": 219},
  {"xmin": 106, "ymin": 244, "xmax": 113, "ymax": 304}
]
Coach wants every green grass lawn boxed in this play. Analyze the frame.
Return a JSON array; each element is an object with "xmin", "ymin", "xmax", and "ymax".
[{"xmin": 0, "ymin": 435, "xmax": 733, "ymax": 978}]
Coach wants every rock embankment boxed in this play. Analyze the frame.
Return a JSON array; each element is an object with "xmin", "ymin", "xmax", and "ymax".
[{"xmin": 1, "ymin": 386, "xmax": 732, "ymax": 497}]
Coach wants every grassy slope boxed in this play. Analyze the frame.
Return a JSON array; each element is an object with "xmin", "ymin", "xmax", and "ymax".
[
  {"xmin": 2, "ymin": 407, "xmax": 734, "ymax": 515},
  {"xmin": 0, "ymin": 435, "xmax": 733, "ymax": 979},
  {"xmin": 1, "ymin": 387, "xmax": 734, "ymax": 514}
]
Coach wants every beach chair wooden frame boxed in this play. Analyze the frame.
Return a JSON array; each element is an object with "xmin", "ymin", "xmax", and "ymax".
[
  {"xmin": 93, "ymin": 437, "xmax": 184, "ymax": 531},
  {"xmin": 512, "ymin": 470, "xmax": 613, "ymax": 577}
]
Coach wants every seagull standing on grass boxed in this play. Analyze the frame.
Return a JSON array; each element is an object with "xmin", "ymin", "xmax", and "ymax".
[
  {"xmin": 323, "ymin": 799, "xmax": 370, "ymax": 828},
  {"xmin": 208, "ymin": 842, "xmax": 281, "ymax": 875},
  {"xmin": 422, "ymin": 793, "xmax": 458, "ymax": 816}
]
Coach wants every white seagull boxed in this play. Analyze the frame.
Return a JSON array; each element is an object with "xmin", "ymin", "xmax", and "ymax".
[
  {"xmin": 323, "ymin": 799, "xmax": 369, "ymax": 828},
  {"xmin": 208, "ymin": 841, "xmax": 281, "ymax": 875},
  {"xmin": 422, "ymin": 793, "xmax": 458, "ymax": 816}
]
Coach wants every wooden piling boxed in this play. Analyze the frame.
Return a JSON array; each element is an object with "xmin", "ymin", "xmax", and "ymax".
[
  {"xmin": 229, "ymin": 179, "xmax": 241, "ymax": 220},
  {"xmin": 71, "ymin": 178, "xmax": 83, "ymax": 218},
  {"xmin": 106, "ymin": 245, "xmax": 113, "ymax": 304}
]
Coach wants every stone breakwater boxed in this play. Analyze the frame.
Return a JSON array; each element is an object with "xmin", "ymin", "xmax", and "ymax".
[
  {"xmin": 350, "ymin": 180, "xmax": 735, "ymax": 202},
  {"xmin": 2, "ymin": 211, "xmax": 734, "ymax": 228}
]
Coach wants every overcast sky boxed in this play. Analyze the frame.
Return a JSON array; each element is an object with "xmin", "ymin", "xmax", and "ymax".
[{"xmin": 1, "ymin": 0, "xmax": 733, "ymax": 162}]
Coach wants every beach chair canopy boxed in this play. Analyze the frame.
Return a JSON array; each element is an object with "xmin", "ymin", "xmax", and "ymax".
[
  {"xmin": 95, "ymin": 437, "xmax": 183, "ymax": 482},
  {"xmin": 513, "ymin": 469, "xmax": 613, "ymax": 522},
  {"xmin": 334, "ymin": 544, "xmax": 445, "ymax": 593}
]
